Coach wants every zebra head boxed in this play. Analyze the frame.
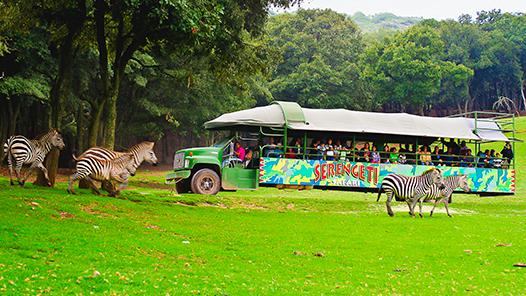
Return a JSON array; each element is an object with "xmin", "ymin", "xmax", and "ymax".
[
  {"xmin": 114, "ymin": 153, "xmax": 136, "ymax": 177},
  {"xmin": 424, "ymin": 168, "xmax": 445, "ymax": 189},
  {"xmin": 49, "ymin": 129, "xmax": 65, "ymax": 150},
  {"xmin": 140, "ymin": 141, "xmax": 158, "ymax": 166},
  {"xmin": 457, "ymin": 175, "xmax": 471, "ymax": 192}
]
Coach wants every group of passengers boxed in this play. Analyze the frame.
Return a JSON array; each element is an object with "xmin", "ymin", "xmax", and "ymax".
[{"xmin": 261, "ymin": 137, "xmax": 514, "ymax": 169}]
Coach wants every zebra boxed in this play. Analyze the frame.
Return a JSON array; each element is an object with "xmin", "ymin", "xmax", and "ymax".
[
  {"xmin": 4, "ymin": 129, "xmax": 65, "ymax": 186},
  {"xmin": 377, "ymin": 168, "xmax": 445, "ymax": 217},
  {"xmin": 67, "ymin": 153, "xmax": 136, "ymax": 195},
  {"xmin": 421, "ymin": 175, "xmax": 471, "ymax": 217},
  {"xmin": 73, "ymin": 141, "xmax": 158, "ymax": 169}
]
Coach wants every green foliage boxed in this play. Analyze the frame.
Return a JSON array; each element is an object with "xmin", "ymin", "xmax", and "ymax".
[{"xmin": 267, "ymin": 9, "xmax": 373, "ymax": 110}]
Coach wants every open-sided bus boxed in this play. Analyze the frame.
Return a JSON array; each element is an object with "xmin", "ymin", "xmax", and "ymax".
[{"xmin": 166, "ymin": 101, "xmax": 518, "ymax": 195}]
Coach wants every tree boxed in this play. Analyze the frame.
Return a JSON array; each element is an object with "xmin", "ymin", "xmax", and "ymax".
[
  {"xmin": 91, "ymin": 0, "xmax": 301, "ymax": 149},
  {"xmin": 267, "ymin": 9, "xmax": 372, "ymax": 110}
]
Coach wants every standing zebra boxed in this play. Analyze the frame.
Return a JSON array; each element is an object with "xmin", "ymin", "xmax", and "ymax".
[
  {"xmin": 67, "ymin": 153, "xmax": 136, "ymax": 195},
  {"xmin": 4, "ymin": 129, "xmax": 65, "ymax": 186},
  {"xmin": 422, "ymin": 175, "xmax": 470, "ymax": 217},
  {"xmin": 73, "ymin": 141, "xmax": 158, "ymax": 168},
  {"xmin": 377, "ymin": 168, "xmax": 445, "ymax": 217}
]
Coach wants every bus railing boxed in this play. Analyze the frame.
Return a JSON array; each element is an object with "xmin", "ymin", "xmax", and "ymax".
[{"xmin": 258, "ymin": 145, "xmax": 513, "ymax": 169}]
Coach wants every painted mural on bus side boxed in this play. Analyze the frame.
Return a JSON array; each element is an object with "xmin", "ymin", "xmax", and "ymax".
[{"xmin": 259, "ymin": 157, "xmax": 514, "ymax": 193}]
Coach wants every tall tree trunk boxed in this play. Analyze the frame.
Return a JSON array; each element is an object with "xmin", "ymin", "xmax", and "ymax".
[
  {"xmin": 88, "ymin": 101, "xmax": 105, "ymax": 147},
  {"xmin": 35, "ymin": 32, "xmax": 75, "ymax": 187}
]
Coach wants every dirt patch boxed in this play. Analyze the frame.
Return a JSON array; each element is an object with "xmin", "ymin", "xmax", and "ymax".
[{"xmin": 81, "ymin": 203, "xmax": 117, "ymax": 218}]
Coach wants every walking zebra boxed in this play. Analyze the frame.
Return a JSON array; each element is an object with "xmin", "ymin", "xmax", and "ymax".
[
  {"xmin": 422, "ymin": 175, "xmax": 470, "ymax": 217},
  {"xmin": 4, "ymin": 129, "xmax": 65, "ymax": 186},
  {"xmin": 73, "ymin": 141, "xmax": 158, "ymax": 168},
  {"xmin": 377, "ymin": 168, "xmax": 445, "ymax": 217},
  {"xmin": 67, "ymin": 153, "xmax": 136, "ymax": 195}
]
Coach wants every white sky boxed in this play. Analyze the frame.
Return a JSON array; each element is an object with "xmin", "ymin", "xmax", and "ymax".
[{"xmin": 283, "ymin": 0, "xmax": 526, "ymax": 20}]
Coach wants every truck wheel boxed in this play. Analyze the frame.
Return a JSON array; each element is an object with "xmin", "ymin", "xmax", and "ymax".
[
  {"xmin": 191, "ymin": 169, "xmax": 220, "ymax": 195},
  {"xmin": 176, "ymin": 178, "xmax": 191, "ymax": 193}
]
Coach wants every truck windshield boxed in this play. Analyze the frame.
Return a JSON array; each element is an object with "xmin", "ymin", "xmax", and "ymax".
[{"xmin": 212, "ymin": 137, "xmax": 232, "ymax": 148}]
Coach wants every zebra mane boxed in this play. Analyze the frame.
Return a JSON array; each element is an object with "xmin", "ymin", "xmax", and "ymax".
[
  {"xmin": 126, "ymin": 141, "xmax": 154, "ymax": 152},
  {"xmin": 108, "ymin": 153, "xmax": 134, "ymax": 165},
  {"xmin": 422, "ymin": 168, "xmax": 439, "ymax": 175}
]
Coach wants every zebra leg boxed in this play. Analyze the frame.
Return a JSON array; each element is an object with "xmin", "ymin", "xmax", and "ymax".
[
  {"xmin": 15, "ymin": 162, "xmax": 24, "ymax": 185},
  {"xmin": 85, "ymin": 177, "xmax": 101, "ymax": 195},
  {"xmin": 444, "ymin": 195, "xmax": 452, "ymax": 217},
  {"xmin": 7, "ymin": 153, "xmax": 15, "ymax": 185},
  {"xmin": 67, "ymin": 173, "xmax": 79, "ymax": 194},
  {"xmin": 385, "ymin": 191, "xmax": 395, "ymax": 217},
  {"xmin": 430, "ymin": 200, "xmax": 438, "ymax": 217},
  {"xmin": 37, "ymin": 163, "xmax": 51, "ymax": 186},
  {"xmin": 418, "ymin": 199, "xmax": 424, "ymax": 218},
  {"xmin": 19, "ymin": 166, "xmax": 35, "ymax": 186},
  {"xmin": 409, "ymin": 198, "xmax": 419, "ymax": 218}
]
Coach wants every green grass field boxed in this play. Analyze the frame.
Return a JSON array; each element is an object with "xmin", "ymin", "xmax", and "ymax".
[{"xmin": 1, "ymin": 118, "xmax": 525, "ymax": 295}]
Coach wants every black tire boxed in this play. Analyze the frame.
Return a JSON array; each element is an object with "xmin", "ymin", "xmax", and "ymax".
[
  {"xmin": 191, "ymin": 169, "xmax": 220, "ymax": 195},
  {"xmin": 176, "ymin": 178, "xmax": 191, "ymax": 193}
]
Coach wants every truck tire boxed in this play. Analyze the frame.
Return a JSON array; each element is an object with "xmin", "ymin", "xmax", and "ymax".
[
  {"xmin": 191, "ymin": 169, "xmax": 220, "ymax": 195},
  {"xmin": 176, "ymin": 178, "xmax": 191, "ymax": 193}
]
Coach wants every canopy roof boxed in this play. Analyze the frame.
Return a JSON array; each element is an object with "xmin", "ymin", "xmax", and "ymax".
[{"xmin": 204, "ymin": 102, "xmax": 510, "ymax": 142}]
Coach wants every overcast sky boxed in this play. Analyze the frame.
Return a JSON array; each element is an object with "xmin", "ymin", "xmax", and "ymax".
[{"xmin": 282, "ymin": 0, "xmax": 526, "ymax": 20}]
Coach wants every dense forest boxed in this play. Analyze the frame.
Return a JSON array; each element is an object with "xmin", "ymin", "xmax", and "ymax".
[{"xmin": 0, "ymin": 2, "xmax": 525, "ymax": 170}]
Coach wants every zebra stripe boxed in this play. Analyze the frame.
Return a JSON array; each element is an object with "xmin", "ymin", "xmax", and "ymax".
[
  {"xmin": 67, "ymin": 153, "xmax": 136, "ymax": 195},
  {"xmin": 74, "ymin": 141, "xmax": 158, "ymax": 169},
  {"xmin": 377, "ymin": 168, "xmax": 444, "ymax": 217},
  {"xmin": 4, "ymin": 129, "xmax": 65, "ymax": 186},
  {"xmin": 425, "ymin": 175, "xmax": 470, "ymax": 217}
]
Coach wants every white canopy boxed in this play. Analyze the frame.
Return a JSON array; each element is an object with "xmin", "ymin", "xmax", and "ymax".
[{"xmin": 205, "ymin": 103, "xmax": 510, "ymax": 142}]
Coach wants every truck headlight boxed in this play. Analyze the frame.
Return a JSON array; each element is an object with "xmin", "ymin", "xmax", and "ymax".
[{"xmin": 173, "ymin": 152, "xmax": 184, "ymax": 169}]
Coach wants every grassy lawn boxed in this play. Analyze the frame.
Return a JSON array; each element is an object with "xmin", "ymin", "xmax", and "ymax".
[{"xmin": 0, "ymin": 117, "xmax": 525, "ymax": 295}]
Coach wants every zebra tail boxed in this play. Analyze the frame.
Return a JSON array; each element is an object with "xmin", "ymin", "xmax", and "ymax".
[
  {"xmin": 72, "ymin": 154, "xmax": 80, "ymax": 161},
  {"xmin": 376, "ymin": 186, "xmax": 382, "ymax": 202}
]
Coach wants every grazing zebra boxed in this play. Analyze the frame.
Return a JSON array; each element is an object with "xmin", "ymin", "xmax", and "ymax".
[
  {"xmin": 73, "ymin": 141, "xmax": 158, "ymax": 169},
  {"xmin": 421, "ymin": 175, "xmax": 470, "ymax": 217},
  {"xmin": 4, "ymin": 129, "xmax": 65, "ymax": 186},
  {"xmin": 377, "ymin": 168, "xmax": 445, "ymax": 217},
  {"xmin": 67, "ymin": 153, "xmax": 136, "ymax": 195}
]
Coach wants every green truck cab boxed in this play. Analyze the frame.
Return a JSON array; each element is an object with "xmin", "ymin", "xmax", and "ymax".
[{"xmin": 165, "ymin": 136, "xmax": 258, "ymax": 194}]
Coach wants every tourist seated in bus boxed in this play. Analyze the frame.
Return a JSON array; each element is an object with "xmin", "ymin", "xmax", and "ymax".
[
  {"xmin": 263, "ymin": 137, "xmax": 277, "ymax": 157},
  {"xmin": 382, "ymin": 145, "xmax": 390, "ymax": 163},
  {"xmin": 326, "ymin": 138, "xmax": 335, "ymax": 160},
  {"xmin": 501, "ymin": 142, "xmax": 513, "ymax": 163},
  {"xmin": 292, "ymin": 138, "xmax": 302, "ymax": 156},
  {"xmin": 493, "ymin": 152, "xmax": 503, "ymax": 168},
  {"xmin": 334, "ymin": 139, "xmax": 343, "ymax": 160},
  {"xmin": 419, "ymin": 145, "xmax": 433, "ymax": 165},
  {"xmin": 442, "ymin": 147, "xmax": 455, "ymax": 166},
  {"xmin": 389, "ymin": 147, "xmax": 398, "ymax": 164},
  {"xmin": 398, "ymin": 151, "xmax": 407, "ymax": 164},
  {"xmin": 244, "ymin": 148, "xmax": 254, "ymax": 167},
  {"xmin": 310, "ymin": 139, "xmax": 322, "ymax": 160},
  {"xmin": 476, "ymin": 149, "xmax": 487, "ymax": 167},
  {"xmin": 487, "ymin": 149, "xmax": 496, "ymax": 168},
  {"xmin": 358, "ymin": 142, "xmax": 370, "ymax": 162},
  {"xmin": 460, "ymin": 149, "xmax": 474, "ymax": 167},
  {"xmin": 459, "ymin": 141, "xmax": 468, "ymax": 156},
  {"xmin": 432, "ymin": 146, "xmax": 443, "ymax": 166},
  {"xmin": 234, "ymin": 142, "xmax": 246, "ymax": 161},
  {"xmin": 441, "ymin": 138, "xmax": 460, "ymax": 155},
  {"xmin": 285, "ymin": 148, "xmax": 296, "ymax": 159},
  {"xmin": 370, "ymin": 145, "xmax": 381, "ymax": 163}
]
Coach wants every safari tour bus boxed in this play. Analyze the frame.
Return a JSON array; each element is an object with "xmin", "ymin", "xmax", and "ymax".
[{"xmin": 166, "ymin": 101, "xmax": 518, "ymax": 195}]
